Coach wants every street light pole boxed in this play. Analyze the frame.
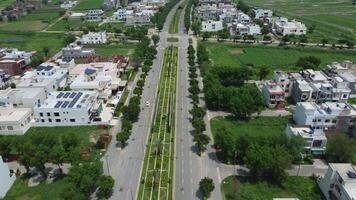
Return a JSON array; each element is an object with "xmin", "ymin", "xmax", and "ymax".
[{"xmin": 105, "ymin": 155, "xmax": 110, "ymax": 175}]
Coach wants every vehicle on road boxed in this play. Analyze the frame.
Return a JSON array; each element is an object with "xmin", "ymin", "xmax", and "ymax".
[{"xmin": 146, "ymin": 101, "xmax": 150, "ymax": 107}]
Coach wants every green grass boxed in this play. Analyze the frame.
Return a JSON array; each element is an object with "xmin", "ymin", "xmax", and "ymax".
[
  {"xmin": 100, "ymin": 22, "xmax": 125, "ymax": 32},
  {"xmin": 168, "ymin": 5, "xmax": 184, "ymax": 33},
  {"xmin": 211, "ymin": 116, "xmax": 290, "ymax": 139},
  {"xmin": 48, "ymin": 19, "xmax": 99, "ymax": 31},
  {"xmin": 348, "ymin": 98, "xmax": 356, "ymax": 104},
  {"xmin": 3, "ymin": 176, "xmax": 70, "ymax": 200},
  {"xmin": 84, "ymin": 43, "xmax": 136, "ymax": 57},
  {"xmin": 221, "ymin": 176, "xmax": 324, "ymax": 200},
  {"xmin": 73, "ymin": 0, "xmax": 104, "ymax": 10},
  {"xmin": 203, "ymin": 42, "xmax": 356, "ymax": 78},
  {"xmin": 243, "ymin": 0, "xmax": 356, "ymax": 43},
  {"xmin": 0, "ymin": 0, "xmax": 16, "ymax": 9},
  {"xmin": 0, "ymin": 32, "xmax": 66, "ymax": 57}
]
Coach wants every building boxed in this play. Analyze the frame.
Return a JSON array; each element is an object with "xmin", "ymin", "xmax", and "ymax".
[
  {"xmin": 111, "ymin": 8, "xmax": 127, "ymax": 21},
  {"xmin": 230, "ymin": 23, "xmax": 261, "ymax": 35},
  {"xmin": 262, "ymin": 81, "xmax": 285, "ymax": 109},
  {"xmin": 318, "ymin": 163, "xmax": 356, "ymax": 200},
  {"xmin": 0, "ymin": 156, "xmax": 16, "ymax": 198},
  {"xmin": 33, "ymin": 91, "xmax": 103, "ymax": 126},
  {"xmin": 55, "ymin": 58, "xmax": 76, "ymax": 69},
  {"xmin": 0, "ymin": 70, "xmax": 10, "ymax": 87},
  {"xmin": 80, "ymin": 31, "xmax": 107, "ymax": 44},
  {"xmin": 0, "ymin": 88, "xmax": 46, "ymax": 109},
  {"xmin": 196, "ymin": 4, "xmax": 220, "ymax": 20},
  {"xmin": 86, "ymin": 9, "xmax": 104, "ymax": 21},
  {"xmin": 201, "ymin": 20, "xmax": 223, "ymax": 32},
  {"xmin": 236, "ymin": 12, "xmax": 251, "ymax": 24},
  {"xmin": 254, "ymin": 8, "xmax": 273, "ymax": 20},
  {"xmin": 0, "ymin": 48, "xmax": 32, "ymax": 65},
  {"xmin": 0, "ymin": 105, "xmax": 32, "ymax": 135},
  {"xmin": 68, "ymin": 12, "xmax": 86, "ymax": 20},
  {"xmin": 0, "ymin": 48, "xmax": 33, "ymax": 75},
  {"xmin": 286, "ymin": 125, "xmax": 327, "ymax": 155},
  {"xmin": 325, "ymin": 61, "xmax": 356, "ymax": 97},
  {"xmin": 272, "ymin": 17, "xmax": 307, "ymax": 36},
  {"xmin": 272, "ymin": 71, "xmax": 292, "ymax": 97},
  {"xmin": 60, "ymin": 1, "xmax": 77, "ymax": 9},
  {"xmin": 125, "ymin": 10, "xmax": 153, "ymax": 25},
  {"xmin": 62, "ymin": 43, "xmax": 95, "ymax": 59}
]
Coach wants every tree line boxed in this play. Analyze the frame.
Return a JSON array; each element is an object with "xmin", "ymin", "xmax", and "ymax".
[
  {"xmin": 151, "ymin": 0, "xmax": 180, "ymax": 30},
  {"xmin": 184, "ymin": 0, "xmax": 198, "ymax": 31}
]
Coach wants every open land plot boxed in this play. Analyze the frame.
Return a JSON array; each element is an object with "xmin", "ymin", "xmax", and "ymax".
[
  {"xmin": 138, "ymin": 46, "xmax": 178, "ymax": 200},
  {"xmin": 243, "ymin": 0, "xmax": 356, "ymax": 43},
  {"xmin": 84, "ymin": 43, "xmax": 136, "ymax": 57},
  {"xmin": 48, "ymin": 19, "xmax": 99, "ymax": 31},
  {"xmin": 202, "ymin": 42, "xmax": 356, "ymax": 78},
  {"xmin": 99, "ymin": 22, "xmax": 125, "ymax": 32},
  {"xmin": 0, "ymin": 32, "xmax": 66, "ymax": 57},
  {"xmin": 73, "ymin": 0, "xmax": 104, "ymax": 10},
  {"xmin": 0, "ymin": 0, "xmax": 16, "ymax": 9},
  {"xmin": 221, "ymin": 176, "xmax": 324, "ymax": 200}
]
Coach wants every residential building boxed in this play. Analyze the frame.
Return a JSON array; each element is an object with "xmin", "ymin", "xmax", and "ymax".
[
  {"xmin": 196, "ymin": 4, "xmax": 220, "ymax": 20},
  {"xmin": 262, "ymin": 81, "xmax": 285, "ymax": 109},
  {"xmin": 80, "ymin": 31, "xmax": 107, "ymax": 44},
  {"xmin": 0, "ymin": 105, "xmax": 32, "ymax": 135},
  {"xmin": 68, "ymin": 12, "xmax": 86, "ymax": 20},
  {"xmin": 230, "ymin": 23, "xmax": 261, "ymax": 35},
  {"xmin": 125, "ymin": 10, "xmax": 153, "ymax": 25},
  {"xmin": 286, "ymin": 125, "xmax": 327, "ymax": 155},
  {"xmin": 111, "ymin": 9, "xmax": 127, "ymax": 21},
  {"xmin": 0, "ymin": 88, "xmax": 46, "ymax": 109},
  {"xmin": 0, "ymin": 70, "xmax": 10, "ymax": 86},
  {"xmin": 236, "ymin": 12, "xmax": 251, "ymax": 24},
  {"xmin": 0, "ymin": 156, "xmax": 16, "ymax": 198},
  {"xmin": 325, "ymin": 61, "xmax": 356, "ymax": 97},
  {"xmin": 272, "ymin": 17, "xmax": 307, "ymax": 36},
  {"xmin": 62, "ymin": 43, "xmax": 95, "ymax": 59},
  {"xmin": 86, "ymin": 9, "xmax": 104, "ymax": 21},
  {"xmin": 0, "ymin": 48, "xmax": 33, "ymax": 75},
  {"xmin": 0, "ymin": 48, "xmax": 32, "ymax": 65},
  {"xmin": 55, "ymin": 58, "xmax": 76, "ymax": 69},
  {"xmin": 33, "ymin": 91, "xmax": 103, "ymax": 126},
  {"xmin": 60, "ymin": 1, "xmax": 77, "ymax": 9},
  {"xmin": 291, "ymin": 79, "xmax": 313, "ymax": 103},
  {"xmin": 318, "ymin": 163, "xmax": 356, "ymax": 200},
  {"xmin": 201, "ymin": 20, "xmax": 223, "ymax": 32},
  {"xmin": 254, "ymin": 8, "xmax": 273, "ymax": 20},
  {"xmin": 272, "ymin": 71, "xmax": 292, "ymax": 96}
]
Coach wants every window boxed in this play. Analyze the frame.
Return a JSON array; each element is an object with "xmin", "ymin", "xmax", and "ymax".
[
  {"xmin": 41, "ymin": 119, "xmax": 45, "ymax": 122},
  {"xmin": 312, "ymin": 119, "xmax": 316, "ymax": 122},
  {"xmin": 54, "ymin": 112, "xmax": 60, "ymax": 117},
  {"xmin": 343, "ymin": 94, "xmax": 348, "ymax": 99},
  {"xmin": 70, "ymin": 119, "xmax": 76, "ymax": 122},
  {"xmin": 317, "ymin": 119, "xmax": 321, "ymax": 122},
  {"xmin": 47, "ymin": 113, "xmax": 51, "ymax": 117},
  {"xmin": 312, "ymin": 140, "xmax": 322, "ymax": 147},
  {"xmin": 39, "ymin": 112, "xmax": 43, "ymax": 117},
  {"xmin": 55, "ymin": 119, "xmax": 61, "ymax": 122},
  {"xmin": 325, "ymin": 119, "xmax": 330, "ymax": 123},
  {"xmin": 48, "ymin": 119, "xmax": 52, "ymax": 122},
  {"xmin": 7, "ymin": 126, "xmax": 13, "ymax": 130},
  {"xmin": 332, "ymin": 120, "xmax": 337, "ymax": 123}
]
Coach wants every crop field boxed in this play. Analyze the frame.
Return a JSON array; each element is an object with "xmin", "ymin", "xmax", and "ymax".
[
  {"xmin": 244, "ymin": 0, "xmax": 356, "ymax": 43},
  {"xmin": 202, "ymin": 42, "xmax": 356, "ymax": 78},
  {"xmin": 0, "ymin": 0, "xmax": 16, "ymax": 9},
  {"xmin": 48, "ymin": 19, "xmax": 99, "ymax": 31},
  {"xmin": 84, "ymin": 43, "xmax": 136, "ymax": 57},
  {"xmin": 138, "ymin": 46, "xmax": 178, "ymax": 200},
  {"xmin": 73, "ymin": 0, "xmax": 104, "ymax": 10}
]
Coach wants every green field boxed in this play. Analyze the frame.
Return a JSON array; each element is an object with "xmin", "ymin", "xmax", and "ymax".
[
  {"xmin": 0, "ymin": 32, "xmax": 66, "ymax": 57},
  {"xmin": 48, "ymin": 19, "xmax": 99, "ymax": 31},
  {"xmin": 202, "ymin": 42, "xmax": 356, "ymax": 78},
  {"xmin": 138, "ymin": 47, "xmax": 178, "ymax": 200},
  {"xmin": 211, "ymin": 116, "xmax": 290, "ymax": 139},
  {"xmin": 221, "ymin": 176, "xmax": 324, "ymax": 200},
  {"xmin": 84, "ymin": 43, "xmax": 136, "ymax": 57},
  {"xmin": 73, "ymin": 0, "xmax": 104, "ymax": 10},
  {"xmin": 0, "ymin": 0, "xmax": 16, "ymax": 9},
  {"xmin": 243, "ymin": 0, "xmax": 356, "ymax": 43},
  {"xmin": 168, "ymin": 4, "xmax": 184, "ymax": 33}
]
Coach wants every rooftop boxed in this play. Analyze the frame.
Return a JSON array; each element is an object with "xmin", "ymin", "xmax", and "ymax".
[
  {"xmin": 0, "ymin": 107, "xmax": 31, "ymax": 122},
  {"xmin": 39, "ymin": 91, "xmax": 98, "ymax": 109}
]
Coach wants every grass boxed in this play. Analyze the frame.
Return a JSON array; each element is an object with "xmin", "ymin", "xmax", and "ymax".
[
  {"xmin": 0, "ymin": 32, "xmax": 67, "ymax": 57},
  {"xmin": 3, "ymin": 176, "xmax": 70, "ymax": 200},
  {"xmin": 221, "ymin": 176, "xmax": 324, "ymax": 200},
  {"xmin": 84, "ymin": 43, "xmax": 136, "ymax": 57},
  {"xmin": 348, "ymin": 98, "xmax": 356, "ymax": 104},
  {"xmin": 168, "ymin": 4, "xmax": 184, "ymax": 33},
  {"xmin": 48, "ymin": 19, "xmax": 99, "ymax": 31},
  {"xmin": 211, "ymin": 116, "xmax": 291, "ymax": 139},
  {"xmin": 0, "ymin": 0, "xmax": 16, "ymax": 9},
  {"xmin": 243, "ymin": 0, "xmax": 356, "ymax": 43},
  {"xmin": 73, "ymin": 0, "xmax": 104, "ymax": 10},
  {"xmin": 202, "ymin": 42, "xmax": 356, "ymax": 78},
  {"xmin": 138, "ymin": 46, "xmax": 178, "ymax": 200},
  {"xmin": 100, "ymin": 22, "xmax": 125, "ymax": 32}
]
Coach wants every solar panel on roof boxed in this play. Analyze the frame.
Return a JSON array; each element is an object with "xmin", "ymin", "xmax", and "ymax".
[
  {"xmin": 61, "ymin": 101, "xmax": 69, "ymax": 108},
  {"xmin": 68, "ymin": 92, "xmax": 83, "ymax": 108},
  {"xmin": 69, "ymin": 92, "xmax": 77, "ymax": 98},
  {"xmin": 63, "ymin": 93, "xmax": 70, "ymax": 98},
  {"xmin": 57, "ymin": 92, "xmax": 64, "ymax": 98},
  {"xmin": 54, "ymin": 101, "xmax": 63, "ymax": 108}
]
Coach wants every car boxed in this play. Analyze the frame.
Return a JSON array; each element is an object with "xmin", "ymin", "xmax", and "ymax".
[{"xmin": 146, "ymin": 101, "xmax": 150, "ymax": 107}]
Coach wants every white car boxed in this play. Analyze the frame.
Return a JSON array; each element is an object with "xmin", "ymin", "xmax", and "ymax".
[{"xmin": 146, "ymin": 101, "xmax": 150, "ymax": 107}]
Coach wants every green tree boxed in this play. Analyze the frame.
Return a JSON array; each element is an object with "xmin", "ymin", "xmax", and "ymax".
[
  {"xmin": 202, "ymin": 32, "xmax": 211, "ymax": 41},
  {"xmin": 10, "ymin": 82, "xmax": 16, "ymax": 88},
  {"xmin": 199, "ymin": 177, "xmax": 215, "ymax": 198},
  {"xmin": 193, "ymin": 133, "xmax": 210, "ymax": 155},
  {"xmin": 321, "ymin": 38, "xmax": 328, "ymax": 47},
  {"xmin": 258, "ymin": 66, "xmax": 269, "ymax": 80},
  {"xmin": 61, "ymin": 184, "xmax": 86, "ymax": 200},
  {"xmin": 281, "ymin": 35, "xmax": 290, "ymax": 43},
  {"xmin": 152, "ymin": 34, "xmax": 160, "ymax": 46},
  {"xmin": 62, "ymin": 132, "xmax": 79, "ymax": 151},
  {"xmin": 217, "ymin": 29, "xmax": 230, "ymax": 41},
  {"xmin": 42, "ymin": 47, "xmax": 50, "ymax": 57},
  {"xmin": 0, "ymin": 136, "xmax": 12, "ymax": 158},
  {"xmin": 326, "ymin": 134, "xmax": 355, "ymax": 163},
  {"xmin": 287, "ymin": 135, "xmax": 306, "ymax": 163},
  {"xmin": 63, "ymin": 34, "xmax": 76, "ymax": 46},
  {"xmin": 191, "ymin": 21, "xmax": 201, "ymax": 35},
  {"xmin": 116, "ymin": 130, "xmax": 131, "ymax": 147},
  {"xmin": 261, "ymin": 25, "xmax": 270, "ymax": 35},
  {"xmin": 296, "ymin": 56, "xmax": 321, "ymax": 70},
  {"xmin": 50, "ymin": 145, "xmax": 66, "ymax": 175},
  {"xmin": 97, "ymin": 175, "xmax": 115, "ymax": 198}
]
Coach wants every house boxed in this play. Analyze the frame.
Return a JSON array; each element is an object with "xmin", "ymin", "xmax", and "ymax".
[
  {"xmin": 291, "ymin": 79, "xmax": 313, "ymax": 103},
  {"xmin": 0, "ymin": 48, "xmax": 32, "ymax": 65},
  {"xmin": 62, "ymin": 43, "xmax": 95, "ymax": 59},
  {"xmin": 102, "ymin": 0, "xmax": 115, "ymax": 10},
  {"xmin": 55, "ymin": 58, "xmax": 76, "ymax": 69},
  {"xmin": 0, "ymin": 48, "xmax": 33, "ymax": 75},
  {"xmin": 286, "ymin": 125, "xmax": 327, "ymax": 155},
  {"xmin": 68, "ymin": 12, "xmax": 86, "ymax": 20},
  {"xmin": 325, "ymin": 61, "xmax": 356, "ymax": 97},
  {"xmin": 86, "ymin": 9, "xmax": 104, "ymax": 21},
  {"xmin": 272, "ymin": 17, "xmax": 306, "ymax": 36},
  {"xmin": 125, "ymin": 10, "xmax": 153, "ymax": 25},
  {"xmin": 0, "ymin": 70, "xmax": 10, "ymax": 86},
  {"xmin": 33, "ymin": 91, "xmax": 103, "ymax": 126},
  {"xmin": 318, "ymin": 163, "xmax": 356, "ymax": 200},
  {"xmin": 0, "ymin": 88, "xmax": 46, "ymax": 109},
  {"xmin": 0, "ymin": 156, "xmax": 16, "ymax": 198},
  {"xmin": 60, "ymin": 1, "xmax": 77, "ymax": 10},
  {"xmin": 262, "ymin": 81, "xmax": 285, "ymax": 109},
  {"xmin": 230, "ymin": 23, "xmax": 261, "ymax": 35},
  {"xmin": 0, "ymin": 105, "xmax": 32, "ymax": 135},
  {"xmin": 201, "ymin": 20, "xmax": 223, "ymax": 32},
  {"xmin": 111, "ymin": 8, "xmax": 127, "ymax": 21},
  {"xmin": 272, "ymin": 71, "xmax": 292, "ymax": 96},
  {"xmin": 254, "ymin": 8, "xmax": 273, "ymax": 20},
  {"xmin": 80, "ymin": 31, "xmax": 107, "ymax": 44},
  {"xmin": 236, "ymin": 12, "xmax": 251, "ymax": 24}
]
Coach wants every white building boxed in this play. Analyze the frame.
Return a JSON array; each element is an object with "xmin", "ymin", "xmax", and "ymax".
[
  {"xmin": 236, "ymin": 12, "xmax": 251, "ymax": 24},
  {"xmin": 33, "ymin": 91, "xmax": 103, "ymax": 126},
  {"xmin": 55, "ymin": 58, "xmax": 76, "ymax": 69},
  {"xmin": 111, "ymin": 9, "xmax": 127, "ymax": 21},
  {"xmin": 62, "ymin": 43, "xmax": 95, "ymax": 59},
  {"xmin": 80, "ymin": 31, "xmax": 107, "ymax": 44},
  {"xmin": 318, "ymin": 163, "xmax": 356, "ymax": 200},
  {"xmin": 86, "ymin": 10, "xmax": 104, "ymax": 21},
  {"xmin": 0, "ymin": 88, "xmax": 46, "ymax": 109},
  {"xmin": 272, "ymin": 71, "xmax": 292, "ymax": 96},
  {"xmin": 0, "ymin": 105, "xmax": 32, "ymax": 135},
  {"xmin": 232, "ymin": 23, "xmax": 261, "ymax": 35},
  {"xmin": 0, "ymin": 48, "xmax": 32, "ymax": 65},
  {"xmin": 286, "ymin": 125, "xmax": 327, "ymax": 155},
  {"xmin": 60, "ymin": 1, "xmax": 77, "ymax": 9},
  {"xmin": 68, "ymin": 12, "xmax": 86, "ymax": 20},
  {"xmin": 262, "ymin": 81, "xmax": 285, "ymax": 109},
  {"xmin": 254, "ymin": 8, "xmax": 273, "ymax": 20},
  {"xmin": 201, "ymin": 20, "xmax": 223, "ymax": 32},
  {"xmin": 273, "ymin": 17, "xmax": 307, "ymax": 36},
  {"xmin": 0, "ymin": 156, "xmax": 15, "ymax": 198}
]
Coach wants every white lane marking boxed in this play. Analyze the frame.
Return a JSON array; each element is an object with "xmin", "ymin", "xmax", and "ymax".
[{"xmin": 217, "ymin": 167, "xmax": 221, "ymax": 183}]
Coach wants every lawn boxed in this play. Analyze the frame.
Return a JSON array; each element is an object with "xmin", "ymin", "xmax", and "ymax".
[
  {"xmin": 0, "ymin": 32, "xmax": 66, "ymax": 57},
  {"xmin": 243, "ymin": 0, "xmax": 356, "ymax": 43},
  {"xmin": 211, "ymin": 116, "xmax": 291, "ymax": 139},
  {"xmin": 73, "ymin": 0, "xmax": 104, "ymax": 10},
  {"xmin": 100, "ymin": 22, "xmax": 125, "ymax": 32},
  {"xmin": 84, "ymin": 43, "xmax": 136, "ymax": 57},
  {"xmin": 48, "ymin": 19, "xmax": 99, "ymax": 31},
  {"xmin": 202, "ymin": 42, "xmax": 356, "ymax": 78},
  {"xmin": 348, "ymin": 98, "xmax": 356, "ymax": 104},
  {"xmin": 221, "ymin": 176, "xmax": 324, "ymax": 200}
]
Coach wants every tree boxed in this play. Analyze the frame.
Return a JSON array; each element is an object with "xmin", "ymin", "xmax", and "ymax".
[
  {"xmin": 42, "ymin": 47, "xmax": 50, "ymax": 57},
  {"xmin": 193, "ymin": 134, "xmax": 210, "ymax": 155},
  {"xmin": 299, "ymin": 35, "xmax": 308, "ymax": 43},
  {"xmin": 202, "ymin": 32, "xmax": 211, "ymax": 41},
  {"xmin": 97, "ymin": 175, "xmax": 115, "ymax": 198},
  {"xmin": 191, "ymin": 21, "xmax": 201, "ymax": 35},
  {"xmin": 50, "ymin": 145, "xmax": 66, "ymax": 175},
  {"xmin": 326, "ymin": 134, "xmax": 355, "ymax": 163},
  {"xmin": 217, "ymin": 29, "xmax": 230, "ymax": 41},
  {"xmin": 296, "ymin": 56, "xmax": 321, "ymax": 70},
  {"xmin": 258, "ymin": 66, "xmax": 269, "ymax": 80},
  {"xmin": 263, "ymin": 35, "xmax": 272, "ymax": 41},
  {"xmin": 261, "ymin": 26, "xmax": 270, "ymax": 35},
  {"xmin": 287, "ymin": 135, "xmax": 306, "ymax": 163},
  {"xmin": 152, "ymin": 34, "xmax": 160, "ymax": 46},
  {"xmin": 0, "ymin": 136, "xmax": 12, "ymax": 158},
  {"xmin": 63, "ymin": 34, "xmax": 76, "ymax": 46},
  {"xmin": 281, "ymin": 35, "xmax": 290, "ymax": 43},
  {"xmin": 320, "ymin": 38, "xmax": 328, "ymax": 47},
  {"xmin": 10, "ymin": 82, "xmax": 16, "ymax": 88},
  {"xmin": 62, "ymin": 132, "xmax": 79, "ymax": 151},
  {"xmin": 192, "ymin": 118, "xmax": 206, "ymax": 133},
  {"xmin": 199, "ymin": 177, "xmax": 215, "ymax": 198},
  {"xmin": 116, "ymin": 130, "xmax": 130, "ymax": 147},
  {"xmin": 61, "ymin": 184, "xmax": 86, "ymax": 200}
]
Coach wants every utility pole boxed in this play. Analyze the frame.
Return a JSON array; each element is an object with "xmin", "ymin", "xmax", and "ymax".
[{"xmin": 105, "ymin": 155, "xmax": 110, "ymax": 175}]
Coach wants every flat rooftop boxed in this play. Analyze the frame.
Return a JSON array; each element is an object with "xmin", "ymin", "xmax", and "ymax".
[
  {"xmin": 39, "ymin": 91, "xmax": 98, "ymax": 109},
  {"xmin": 0, "ymin": 107, "xmax": 31, "ymax": 122}
]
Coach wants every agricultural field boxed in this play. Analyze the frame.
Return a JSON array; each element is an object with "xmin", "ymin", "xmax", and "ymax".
[
  {"xmin": 0, "ymin": 32, "xmax": 66, "ymax": 57},
  {"xmin": 73, "ymin": 0, "xmax": 104, "ymax": 10},
  {"xmin": 244, "ymin": 0, "xmax": 356, "ymax": 43},
  {"xmin": 202, "ymin": 42, "xmax": 356, "ymax": 78},
  {"xmin": 84, "ymin": 43, "xmax": 136, "ymax": 57},
  {"xmin": 0, "ymin": 0, "xmax": 16, "ymax": 10},
  {"xmin": 138, "ymin": 46, "xmax": 178, "ymax": 200},
  {"xmin": 221, "ymin": 176, "xmax": 324, "ymax": 200},
  {"xmin": 48, "ymin": 19, "xmax": 99, "ymax": 31}
]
